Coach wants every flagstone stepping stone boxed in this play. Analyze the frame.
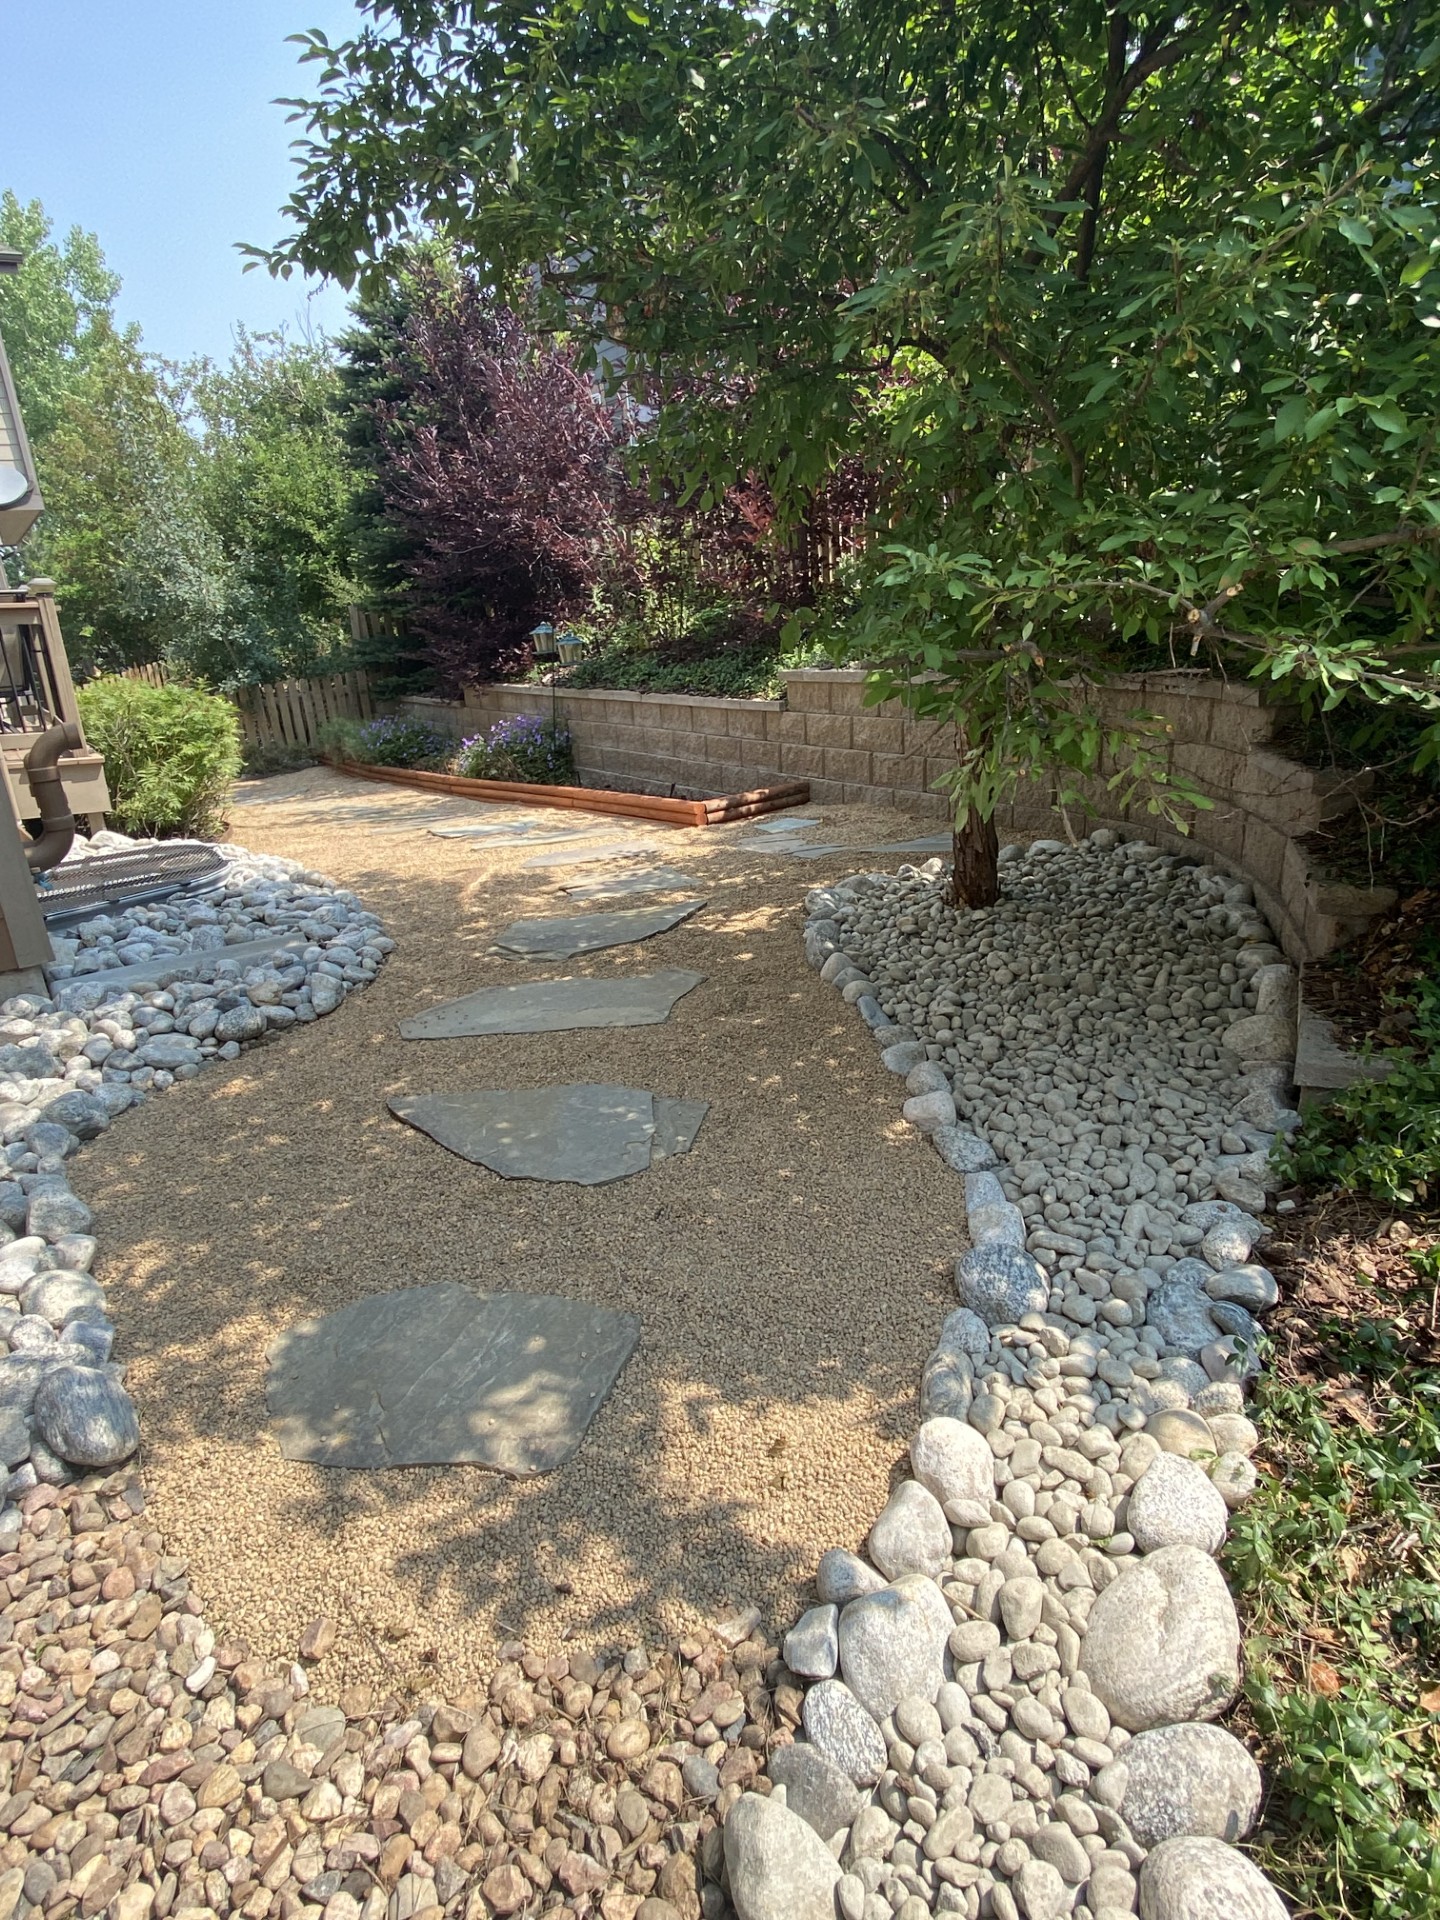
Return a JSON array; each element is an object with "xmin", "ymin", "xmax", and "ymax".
[
  {"xmin": 490, "ymin": 899, "xmax": 707, "ymax": 960},
  {"xmin": 736, "ymin": 833, "xmax": 954, "ymax": 860},
  {"xmin": 429, "ymin": 820, "xmax": 588, "ymax": 840},
  {"xmin": 521, "ymin": 839, "xmax": 664, "ymax": 869},
  {"xmin": 561, "ymin": 866, "xmax": 707, "ymax": 901},
  {"xmin": 437, "ymin": 828, "xmax": 592, "ymax": 848},
  {"xmin": 651, "ymin": 1095, "xmax": 710, "ymax": 1159},
  {"xmin": 735, "ymin": 840, "xmax": 850, "ymax": 858},
  {"xmin": 388, "ymin": 1083, "xmax": 708, "ymax": 1184},
  {"xmin": 870, "ymin": 835, "xmax": 953, "ymax": 855},
  {"xmin": 400, "ymin": 970, "xmax": 705, "ymax": 1038},
  {"xmin": 749, "ymin": 815, "xmax": 823, "ymax": 833},
  {"xmin": 266, "ymin": 1281, "xmax": 640, "ymax": 1474}
]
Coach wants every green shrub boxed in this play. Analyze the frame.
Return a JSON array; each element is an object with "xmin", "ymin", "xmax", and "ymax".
[
  {"xmin": 77, "ymin": 676, "xmax": 242, "ymax": 839},
  {"xmin": 456, "ymin": 715, "xmax": 575, "ymax": 784},
  {"xmin": 317, "ymin": 713, "xmax": 453, "ymax": 768},
  {"xmin": 550, "ymin": 637, "xmax": 829, "ymax": 700},
  {"xmin": 241, "ymin": 739, "xmax": 316, "ymax": 778},
  {"xmin": 315, "ymin": 716, "xmax": 365, "ymax": 763},
  {"xmin": 1276, "ymin": 979, "xmax": 1440, "ymax": 1205}
]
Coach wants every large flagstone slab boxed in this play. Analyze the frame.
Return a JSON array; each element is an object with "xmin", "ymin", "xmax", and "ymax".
[
  {"xmin": 429, "ymin": 818, "xmax": 594, "ymax": 840},
  {"xmin": 521, "ymin": 839, "xmax": 663, "ymax": 869},
  {"xmin": 561, "ymin": 866, "xmax": 706, "ymax": 901},
  {"xmin": 733, "ymin": 833, "xmax": 952, "ymax": 860},
  {"xmin": 734, "ymin": 839, "xmax": 849, "ymax": 858},
  {"xmin": 651, "ymin": 1096, "xmax": 710, "ymax": 1160},
  {"xmin": 266, "ymin": 1282, "xmax": 640, "ymax": 1474},
  {"xmin": 388, "ymin": 1083, "xmax": 708, "ymax": 1183},
  {"xmin": 490, "ymin": 899, "xmax": 707, "ymax": 960},
  {"xmin": 399, "ymin": 969, "xmax": 705, "ymax": 1039}
]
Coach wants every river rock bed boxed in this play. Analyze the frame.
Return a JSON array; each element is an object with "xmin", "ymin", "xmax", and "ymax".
[
  {"xmin": 0, "ymin": 840, "xmax": 392, "ymax": 1509},
  {"xmin": 720, "ymin": 835, "xmax": 1296, "ymax": 1920},
  {"xmin": 0, "ymin": 1470, "xmax": 770, "ymax": 1920}
]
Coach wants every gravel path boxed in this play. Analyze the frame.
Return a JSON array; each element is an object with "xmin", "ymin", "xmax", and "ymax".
[{"xmin": 72, "ymin": 771, "xmax": 965, "ymax": 1697}]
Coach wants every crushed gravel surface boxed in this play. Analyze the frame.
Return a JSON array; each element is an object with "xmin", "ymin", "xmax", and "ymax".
[{"xmin": 72, "ymin": 770, "xmax": 966, "ymax": 1697}]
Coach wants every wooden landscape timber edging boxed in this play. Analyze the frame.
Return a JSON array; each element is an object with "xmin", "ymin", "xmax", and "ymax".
[{"xmin": 330, "ymin": 758, "xmax": 811, "ymax": 827}]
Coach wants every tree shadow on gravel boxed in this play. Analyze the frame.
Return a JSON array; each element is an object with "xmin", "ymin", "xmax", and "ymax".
[{"xmin": 71, "ymin": 809, "xmax": 959, "ymax": 1690}]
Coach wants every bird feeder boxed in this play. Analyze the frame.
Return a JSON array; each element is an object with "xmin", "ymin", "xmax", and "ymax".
[{"xmin": 530, "ymin": 622, "xmax": 558, "ymax": 661}]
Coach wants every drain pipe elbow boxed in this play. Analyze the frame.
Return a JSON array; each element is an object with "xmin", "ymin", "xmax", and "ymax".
[{"xmin": 22, "ymin": 720, "xmax": 83, "ymax": 873}]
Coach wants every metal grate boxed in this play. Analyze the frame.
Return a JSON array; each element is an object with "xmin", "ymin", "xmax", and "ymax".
[{"xmin": 35, "ymin": 844, "xmax": 226, "ymax": 921}]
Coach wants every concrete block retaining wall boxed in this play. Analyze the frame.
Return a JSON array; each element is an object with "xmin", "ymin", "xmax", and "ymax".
[{"xmin": 385, "ymin": 671, "xmax": 1390, "ymax": 962}]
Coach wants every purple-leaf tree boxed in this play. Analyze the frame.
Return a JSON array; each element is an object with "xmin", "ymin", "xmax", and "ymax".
[{"xmin": 374, "ymin": 273, "xmax": 643, "ymax": 689}]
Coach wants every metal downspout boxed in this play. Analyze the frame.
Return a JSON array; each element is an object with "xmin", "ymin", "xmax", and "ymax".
[{"xmin": 21, "ymin": 720, "xmax": 82, "ymax": 872}]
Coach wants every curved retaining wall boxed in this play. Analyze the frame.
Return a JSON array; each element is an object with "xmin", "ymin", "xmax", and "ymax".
[{"xmin": 402, "ymin": 672, "xmax": 1392, "ymax": 964}]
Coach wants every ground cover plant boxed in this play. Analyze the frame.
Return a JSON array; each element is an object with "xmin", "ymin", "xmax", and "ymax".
[
  {"xmin": 540, "ymin": 632, "xmax": 829, "ymax": 701},
  {"xmin": 454, "ymin": 714, "xmax": 575, "ymax": 784},
  {"xmin": 318, "ymin": 713, "xmax": 453, "ymax": 769},
  {"xmin": 1226, "ymin": 1216, "xmax": 1440, "ymax": 1918},
  {"xmin": 1280, "ymin": 916, "xmax": 1440, "ymax": 1206}
]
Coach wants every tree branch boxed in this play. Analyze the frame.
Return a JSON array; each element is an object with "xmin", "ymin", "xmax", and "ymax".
[
  {"xmin": 1074, "ymin": 10, "xmax": 1130, "ymax": 283},
  {"xmin": 987, "ymin": 334, "xmax": 1086, "ymax": 497},
  {"xmin": 1056, "ymin": 16, "xmax": 1194, "ymax": 209}
]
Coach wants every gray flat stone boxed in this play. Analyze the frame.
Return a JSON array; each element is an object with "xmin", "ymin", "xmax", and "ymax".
[
  {"xmin": 400, "ymin": 970, "xmax": 705, "ymax": 1039},
  {"xmin": 1296, "ymin": 1003, "xmax": 1392, "ymax": 1095},
  {"xmin": 491, "ymin": 900, "xmax": 707, "ymax": 959},
  {"xmin": 266, "ymin": 1282, "xmax": 640, "ymax": 1474},
  {"xmin": 521, "ymin": 840, "xmax": 663, "ymax": 869},
  {"xmin": 867, "ymin": 836, "xmax": 953, "ymax": 855},
  {"xmin": 388, "ymin": 1083, "xmax": 707, "ymax": 1184},
  {"xmin": 561, "ymin": 866, "xmax": 707, "ymax": 901},
  {"xmin": 461, "ymin": 831, "xmax": 592, "ymax": 850},
  {"xmin": 734, "ymin": 834, "xmax": 952, "ymax": 860},
  {"xmin": 651, "ymin": 1097, "xmax": 709, "ymax": 1160},
  {"xmin": 735, "ymin": 840, "xmax": 849, "ymax": 858},
  {"xmin": 429, "ymin": 819, "xmax": 583, "ymax": 840},
  {"xmin": 749, "ymin": 815, "xmax": 823, "ymax": 832}
]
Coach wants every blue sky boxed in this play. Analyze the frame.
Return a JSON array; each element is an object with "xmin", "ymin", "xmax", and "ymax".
[{"xmin": 0, "ymin": 0, "xmax": 370, "ymax": 365}]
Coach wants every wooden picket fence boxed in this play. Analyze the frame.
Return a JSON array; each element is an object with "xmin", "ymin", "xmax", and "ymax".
[
  {"xmin": 232, "ymin": 671, "xmax": 375, "ymax": 753},
  {"xmin": 120, "ymin": 663, "xmax": 377, "ymax": 754},
  {"xmin": 124, "ymin": 662, "xmax": 170, "ymax": 690}
]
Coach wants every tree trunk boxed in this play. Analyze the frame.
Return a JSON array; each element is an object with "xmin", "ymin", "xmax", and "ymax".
[{"xmin": 949, "ymin": 812, "xmax": 999, "ymax": 908}]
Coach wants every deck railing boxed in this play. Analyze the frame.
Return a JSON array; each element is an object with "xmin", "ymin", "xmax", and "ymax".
[{"xmin": 0, "ymin": 580, "xmax": 83, "ymax": 736}]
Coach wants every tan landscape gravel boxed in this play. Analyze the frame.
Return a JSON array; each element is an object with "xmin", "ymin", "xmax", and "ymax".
[{"xmin": 71, "ymin": 769, "xmax": 967, "ymax": 1699}]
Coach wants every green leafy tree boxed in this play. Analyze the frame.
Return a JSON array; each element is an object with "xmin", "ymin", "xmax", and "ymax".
[
  {"xmin": 331, "ymin": 247, "xmax": 462, "ymax": 689},
  {"xmin": 0, "ymin": 193, "xmax": 223, "ymax": 669},
  {"xmin": 24, "ymin": 334, "xmax": 224, "ymax": 674},
  {"xmin": 0, "ymin": 192, "xmax": 123, "ymax": 445},
  {"xmin": 186, "ymin": 329, "xmax": 360, "ymax": 685},
  {"xmin": 264, "ymin": 0, "xmax": 1440, "ymax": 899}
]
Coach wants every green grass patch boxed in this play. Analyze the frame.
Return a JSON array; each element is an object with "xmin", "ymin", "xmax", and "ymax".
[{"xmin": 1225, "ymin": 1269, "xmax": 1440, "ymax": 1917}]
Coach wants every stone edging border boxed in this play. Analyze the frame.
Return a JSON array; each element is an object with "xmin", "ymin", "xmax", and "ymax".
[
  {"xmin": 0, "ymin": 842, "xmax": 392, "ymax": 1507},
  {"xmin": 719, "ymin": 833, "xmax": 1298, "ymax": 1920}
]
